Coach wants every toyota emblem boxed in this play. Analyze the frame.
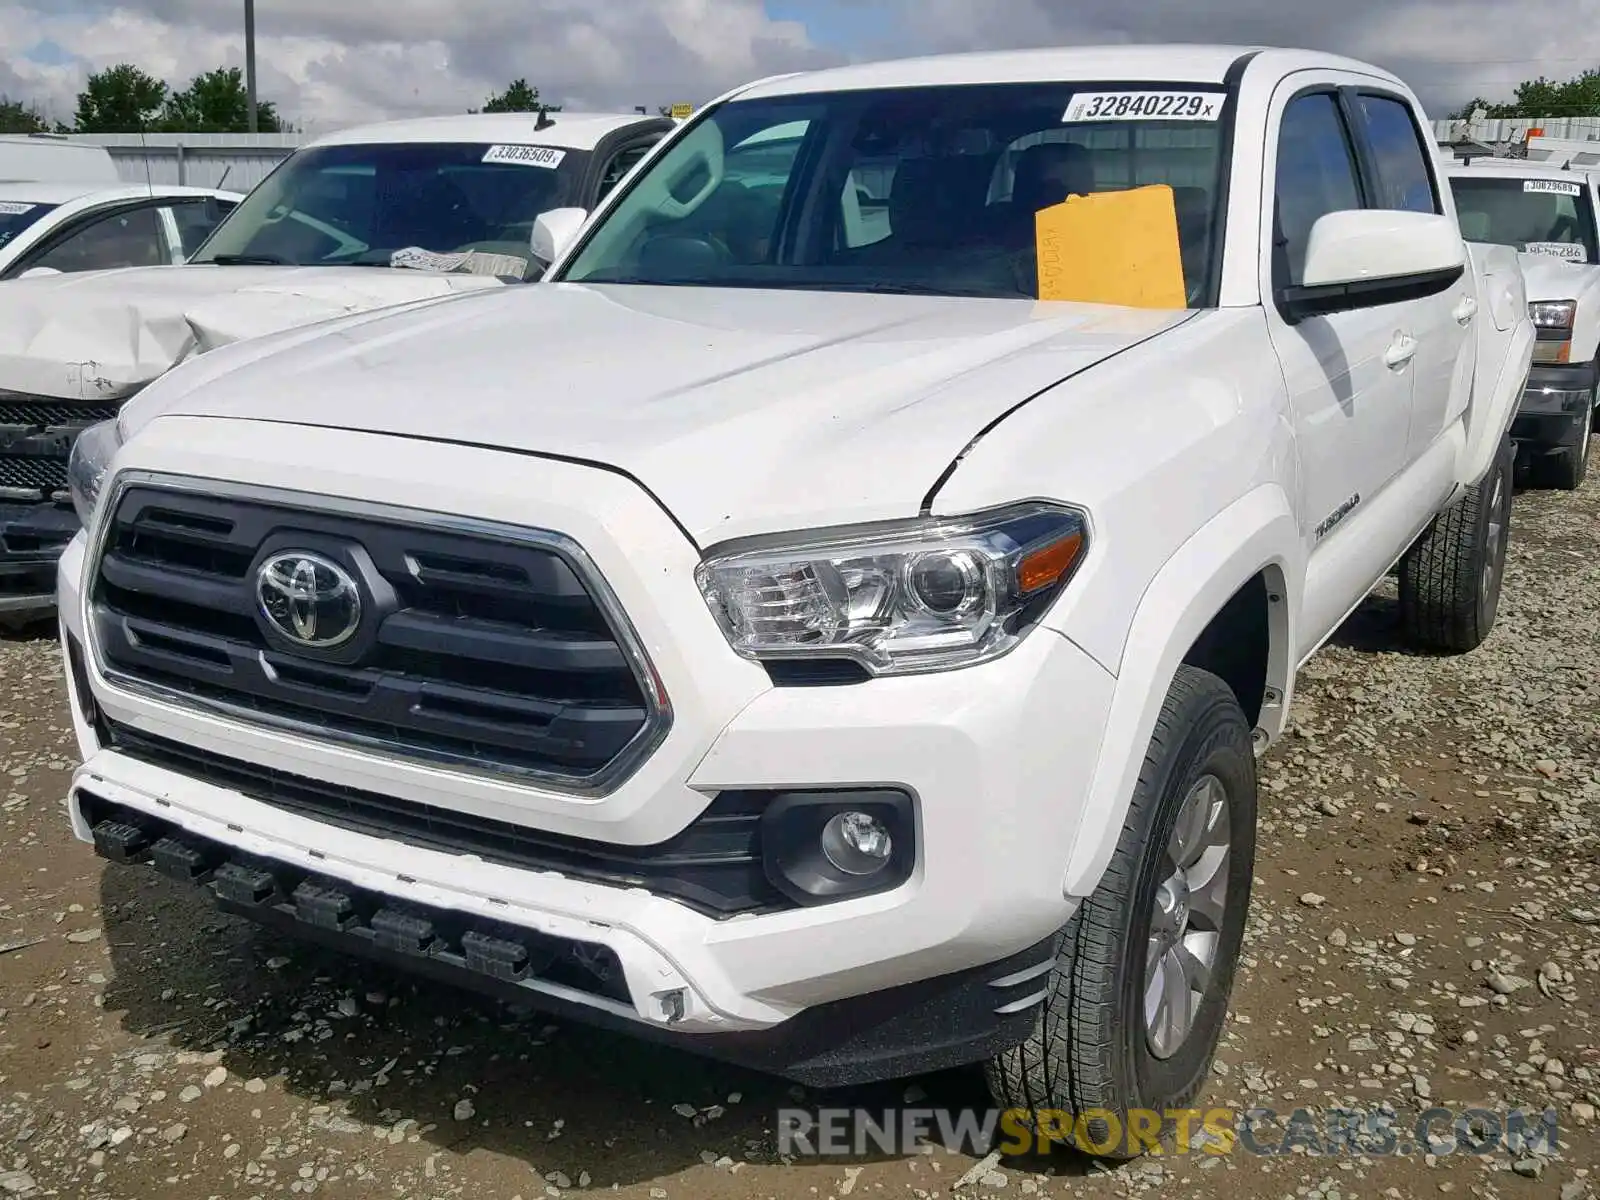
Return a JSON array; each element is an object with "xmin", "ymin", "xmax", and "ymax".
[{"xmin": 256, "ymin": 551, "xmax": 363, "ymax": 649}]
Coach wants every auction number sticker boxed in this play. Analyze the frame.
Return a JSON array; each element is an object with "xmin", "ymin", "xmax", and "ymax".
[
  {"xmin": 0, "ymin": 202, "xmax": 36, "ymax": 215},
  {"xmin": 1524, "ymin": 178, "xmax": 1581, "ymax": 196},
  {"xmin": 1064, "ymin": 91, "xmax": 1225, "ymax": 122},
  {"xmin": 483, "ymin": 144, "xmax": 567, "ymax": 169},
  {"xmin": 1524, "ymin": 240, "xmax": 1589, "ymax": 262}
]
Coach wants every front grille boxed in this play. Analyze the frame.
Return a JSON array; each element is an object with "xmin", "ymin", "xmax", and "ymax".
[
  {"xmin": 0, "ymin": 455, "xmax": 68, "ymax": 493},
  {"xmin": 0, "ymin": 395, "xmax": 120, "ymax": 503},
  {"xmin": 88, "ymin": 483, "xmax": 667, "ymax": 787},
  {"xmin": 98, "ymin": 717, "xmax": 790, "ymax": 917}
]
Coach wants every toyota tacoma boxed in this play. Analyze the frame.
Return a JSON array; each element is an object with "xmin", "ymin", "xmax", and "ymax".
[{"xmin": 57, "ymin": 46, "xmax": 1533, "ymax": 1149}]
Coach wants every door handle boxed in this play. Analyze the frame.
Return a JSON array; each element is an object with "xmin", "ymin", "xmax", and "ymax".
[
  {"xmin": 1384, "ymin": 333, "xmax": 1418, "ymax": 369},
  {"xmin": 1453, "ymin": 296, "xmax": 1478, "ymax": 325}
]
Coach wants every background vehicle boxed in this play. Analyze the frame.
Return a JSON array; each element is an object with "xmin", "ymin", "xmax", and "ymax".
[
  {"xmin": 0, "ymin": 110, "xmax": 672, "ymax": 621},
  {"xmin": 1447, "ymin": 158, "xmax": 1600, "ymax": 488},
  {"xmin": 58, "ymin": 46, "xmax": 1532, "ymax": 1152},
  {"xmin": 0, "ymin": 183, "xmax": 241, "ymax": 280},
  {"xmin": 0, "ymin": 135, "xmax": 120, "ymax": 185}
]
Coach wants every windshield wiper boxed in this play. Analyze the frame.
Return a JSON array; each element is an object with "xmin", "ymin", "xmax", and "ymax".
[
  {"xmin": 206, "ymin": 253, "xmax": 290, "ymax": 266},
  {"xmin": 783, "ymin": 279, "xmax": 1030, "ymax": 299}
]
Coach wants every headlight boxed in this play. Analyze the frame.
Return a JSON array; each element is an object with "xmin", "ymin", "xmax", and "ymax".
[
  {"xmin": 66, "ymin": 418, "xmax": 124, "ymax": 528},
  {"xmin": 695, "ymin": 501, "xmax": 1088, "ymax": 676},
  {"xmin": 1530, "ymin": 299, "xmax": 1576, "ymax": 329}
]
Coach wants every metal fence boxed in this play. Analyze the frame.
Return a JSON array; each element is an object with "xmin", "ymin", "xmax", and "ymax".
[{"xmin": 61, "ymin": 132, "xmax": 305, "ymax": 193}]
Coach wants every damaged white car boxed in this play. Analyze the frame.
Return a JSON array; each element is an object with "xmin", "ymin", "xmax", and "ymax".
[{"xmin": 0, "ymin": 109, "xmax": 672, "ymax": 619}]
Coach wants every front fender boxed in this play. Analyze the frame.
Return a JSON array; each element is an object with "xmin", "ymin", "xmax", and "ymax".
[
  {"xmin": 1459, "ymin": 242, "xmax": 1535, "ymax": 488},
  {"xmin": 1061, "ymin": 483, "xmax": 1302, "ymax": 898}
]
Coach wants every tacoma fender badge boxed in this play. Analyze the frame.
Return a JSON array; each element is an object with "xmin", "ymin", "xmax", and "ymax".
[{"xmin": 1315, "ymin": 493, "xmax": 1361, "ymax": 541}]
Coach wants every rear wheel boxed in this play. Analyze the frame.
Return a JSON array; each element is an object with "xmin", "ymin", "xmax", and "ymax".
[
  {"xmin": 984, "ymin": 666, "xmax": 1256, "ymax": 1160},
  {"xmin": 1398, "ymin": 432, "xmax": 1513, "ymax": 653}
]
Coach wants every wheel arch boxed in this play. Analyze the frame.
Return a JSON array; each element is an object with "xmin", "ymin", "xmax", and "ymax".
[{"xmin": 1061, "ymin": 484, "xmax": 1301, "ymax": 899}]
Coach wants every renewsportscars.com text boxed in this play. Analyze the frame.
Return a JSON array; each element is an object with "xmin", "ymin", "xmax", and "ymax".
[{"xmin": 776, "ymin": 1105, "xmax": 1562, "ymax": 1159}]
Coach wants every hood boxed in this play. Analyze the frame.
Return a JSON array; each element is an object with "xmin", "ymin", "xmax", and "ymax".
[
  {"xmin": 0, "ymin": 264, "xmax": 505, "ymax": 400},
  {"xmin": 1514, "ymin": 251, "xmax": 1597, "ymax": 302},
  {"xmin": 125, "ymin": 282, "xmax": 1193, "ymax": 544}
]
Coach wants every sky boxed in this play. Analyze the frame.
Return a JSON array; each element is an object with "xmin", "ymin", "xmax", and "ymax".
[{"xmin": 2, "ymin": 0, "xmax": 1597, "ymax": 135}]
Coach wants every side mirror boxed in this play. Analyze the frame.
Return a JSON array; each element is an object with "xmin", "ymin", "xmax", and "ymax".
[
  {"xmin": 531, "ymin": 207, "xmax": 588, "ymax": 269},
  {"xmin": 1280, "ymin": 210, "xmax": 1466, "ymax": 323},
  {"xmin": 18, "ymin": 266, "xmax": 61, "ymax": 280}
]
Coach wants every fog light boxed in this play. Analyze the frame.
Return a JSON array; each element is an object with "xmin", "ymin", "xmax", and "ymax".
[
  {"xmin": 758, "ymin": 789, "xmax": 915, "ymax": 905},
  {"xmin": 820, "ymin": 811, "xmax": 893, "ymax": 875}
]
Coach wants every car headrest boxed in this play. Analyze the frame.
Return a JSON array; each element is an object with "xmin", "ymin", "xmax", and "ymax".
[
  {"xmin": 887, "ymin": 156, "xmax": 988, "ymax": 245},
  {"xmin": 1012, "ymin": 142, "xmax": 1095, "ymax": 214}
]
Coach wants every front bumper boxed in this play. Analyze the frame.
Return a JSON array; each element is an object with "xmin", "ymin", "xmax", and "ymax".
[
  {"xmin": 1514, "ymin": 361, "xmax": 1596, "ymax": 449},
  {"xmin": 58, "ymin": 417, "xmax": 1116, "ymax": 1084}
]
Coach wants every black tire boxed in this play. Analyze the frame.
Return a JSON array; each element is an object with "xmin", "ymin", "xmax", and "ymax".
[
  {"xmin": 1527, "ymin": 408, "xmax": 1592, "ymax": 491},
  {"xmin": 1398, "ymin": 432, "xmax": 1513, "ymax": 653},
  {"xmin": 984, "ymin": 666, "xmax": 1256, "ymax": 1160}
]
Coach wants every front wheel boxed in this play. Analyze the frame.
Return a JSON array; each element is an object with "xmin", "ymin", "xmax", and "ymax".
[
  {"xmin": 1398, "ymin": 432, "xmax": 1514, "ymax": 653},
  {"xmin": 984, "ymin": 666, "xmax": 1257, "ymax": 1160}
]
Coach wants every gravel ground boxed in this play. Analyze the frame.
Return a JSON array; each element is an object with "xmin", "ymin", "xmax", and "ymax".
[{"xmin": 0, "ymin": 462, "xmax": 1595, "ymax": 1200}]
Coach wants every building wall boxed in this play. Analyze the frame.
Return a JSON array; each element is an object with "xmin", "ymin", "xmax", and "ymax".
[
  {"xmin": 1432, "ymin": 116, "xmax": 1600, "ymax": 145},
  {"xmin": 60, "ymin": 132, "xmax": 305, "ymax": 192}
]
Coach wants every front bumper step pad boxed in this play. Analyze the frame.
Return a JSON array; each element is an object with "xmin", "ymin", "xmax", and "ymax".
[{"xmin": 82, "ymin": 800, "xmax": 631, "ymax": 1008}]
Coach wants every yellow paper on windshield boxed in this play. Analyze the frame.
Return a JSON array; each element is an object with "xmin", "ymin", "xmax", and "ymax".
[{"xmin": 1034, "ymin": 185, "xmax": 1185, "ymax": 308}]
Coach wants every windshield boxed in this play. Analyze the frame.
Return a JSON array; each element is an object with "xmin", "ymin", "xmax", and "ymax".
[
  {"xmin": 1449, "ymin": 176, "xmax": 1599, "ymax": 264},
  {"xmin": 0, "ymin": 201, "xmax": 59, "ymax": 253},
  {"xmin": 191, "ymin": 141, "xmax": 592, "ymax": 276},
  {"xmin": 558, "ymin": 82, "xmax": 1227, "ymax": 305}
]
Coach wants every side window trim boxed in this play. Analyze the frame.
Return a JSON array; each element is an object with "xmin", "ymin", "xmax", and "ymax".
[
  {"xmin": 1341, "ymin": 86, "xmax": 1443, "ymax": 216},
  {"xmin": 1270, "ymin": 83, "xmax": 1368, "ymax": 295}
]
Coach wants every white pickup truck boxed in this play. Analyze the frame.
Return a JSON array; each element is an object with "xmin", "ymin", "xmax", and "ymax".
[
  {"xmin": 58, "ymin": 46, "xmax": 1532, "ymax": 1150},
  {"xmin": 1446, "ymin": 157, "xmax": 1600, "ymax": 488}
]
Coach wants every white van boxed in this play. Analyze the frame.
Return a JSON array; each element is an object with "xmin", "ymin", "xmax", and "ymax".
[{"xmin": 0, "ymin": 135, "xmax": 121, "ymax": 185}]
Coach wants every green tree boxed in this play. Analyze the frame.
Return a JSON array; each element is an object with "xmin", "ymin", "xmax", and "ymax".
[
  {"xmin": 479, "ymin": 78, "xmax": 560, "ymax": 115},
  {"xmin": 0, "ymin": 96, "xmax": 50, "ymax": 134},
  {"xmin": 160, "ymin": 67, "xmax": 281, "ymax": 132},
  {"xmin": 1451, "ymin": 67, "xmax": 1600, "ymax": 119},
  {"xmin": 73, "ymin": 63, "xmax": 167, "ymax": 131}
]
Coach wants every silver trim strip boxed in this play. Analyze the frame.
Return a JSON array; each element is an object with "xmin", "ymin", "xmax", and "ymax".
[
  {"xmin": 82, "ymin": 470, "xmax": 673, "ymax": 797},
  {"xmin": 987, "ymin": 957, "xmax": 1056, "ymax": 989}
]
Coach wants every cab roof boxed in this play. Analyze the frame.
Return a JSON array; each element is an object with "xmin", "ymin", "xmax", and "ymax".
[
  {"xmin": 0, "ymin": 181, "xmax": 239, "ymax": 205},
  {"xmin": 1446, "ymin": 158, "xmax": 1600, "ymax": 187},
  {"xmin": 735, "ymin": 44, "xmax": 1405, "ymax": 98},
  {"xmin": 306, "ymin": 112, "xmax": 670, "ymax": 152}
]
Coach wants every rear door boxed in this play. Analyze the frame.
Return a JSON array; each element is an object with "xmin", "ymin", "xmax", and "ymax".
[{"xmin": 1347, "ymin": 89, "xmax": 1475, "ymax": 457}]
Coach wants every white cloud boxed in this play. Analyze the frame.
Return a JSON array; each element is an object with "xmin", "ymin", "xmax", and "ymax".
[
  {"xmin": 0, "ymin": 0, "xmax": 839, "ymax": 134},
  {"xmin": 884, "ymin": 0, "xmax": 1600, "ymax": 116}
]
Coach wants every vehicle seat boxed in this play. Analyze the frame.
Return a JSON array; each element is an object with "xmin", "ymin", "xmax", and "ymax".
[{"xmin": 846, "ymin": 156, "xmax": 983, "ymax": 263}]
